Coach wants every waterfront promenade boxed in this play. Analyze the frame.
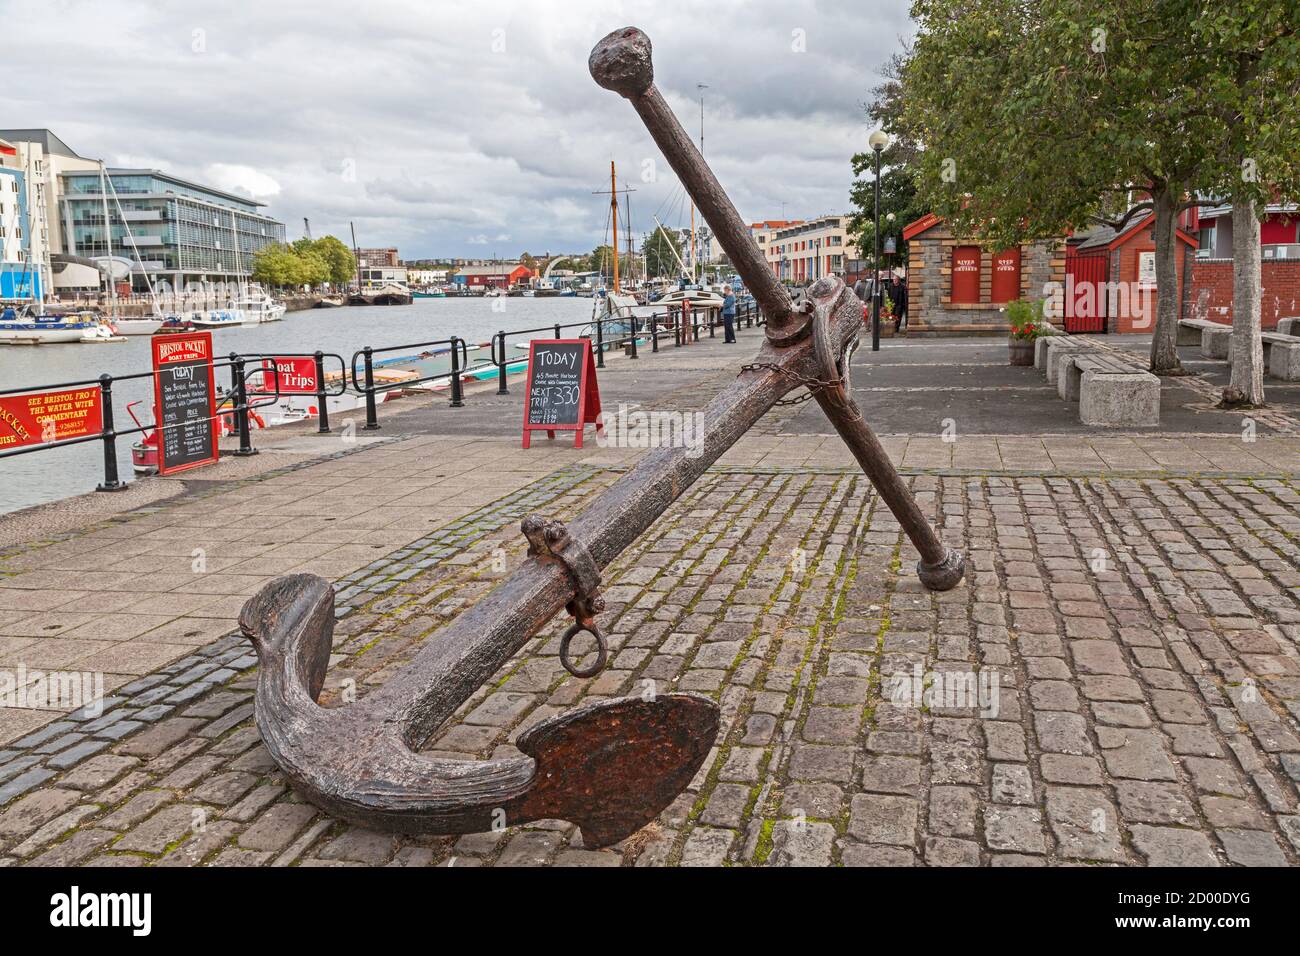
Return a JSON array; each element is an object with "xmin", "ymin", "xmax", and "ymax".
[{"xmin": 1, "ymin": 330, "xmax": 1298, "ymax": 866}]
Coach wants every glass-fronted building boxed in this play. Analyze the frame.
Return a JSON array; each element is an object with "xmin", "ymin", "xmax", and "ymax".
[{"xmin": 60, "ymin": 169, "xmax": 285, "ymax": 293}]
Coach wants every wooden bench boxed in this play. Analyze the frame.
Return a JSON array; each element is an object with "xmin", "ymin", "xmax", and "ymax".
[{"xmin": 1225, "ymin": 329, "xmax": 1300, "ymax": 381}]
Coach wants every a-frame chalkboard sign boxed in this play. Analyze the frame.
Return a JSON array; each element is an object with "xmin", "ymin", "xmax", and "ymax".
[{"xmin": 521, "ymin": 338, "xmax": 602, "ymax": 449}]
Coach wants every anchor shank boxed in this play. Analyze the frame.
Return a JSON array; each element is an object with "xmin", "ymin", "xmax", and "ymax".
[
  {"xmin": 369, "ymin": 349, "xmax": 817, "ymax": 743},
  {"xmin": 629, "ymin": 87, "xmax": 795, "ymax": 326}
]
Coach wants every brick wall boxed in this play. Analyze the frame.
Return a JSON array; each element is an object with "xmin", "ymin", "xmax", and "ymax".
[
  {"xmin": 906, "ymin": 222, "xmax": 1064, "ymax": 336},
  {"xmin": 1184, "ymin": 258, "xmax": 1300, "ymax": 329}
]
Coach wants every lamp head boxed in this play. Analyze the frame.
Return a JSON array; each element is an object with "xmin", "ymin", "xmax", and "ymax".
[{"xmin": 868, "ymin": 129, "xmax": 891, "ymax": 152}]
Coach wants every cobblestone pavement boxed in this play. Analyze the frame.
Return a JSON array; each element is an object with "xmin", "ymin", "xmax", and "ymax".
[
  {"xmin": 1, "ymin": 459, "xmax": 1298, "ymax": 866},
  {"xmin": 1, "ymin": 332, "xmax": 1298, "ymax": 866}
]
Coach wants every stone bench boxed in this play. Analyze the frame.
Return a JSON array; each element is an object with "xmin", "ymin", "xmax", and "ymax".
[
  {"xmin": 1056, "ymin": 350, "xmax": 1160, "ymax": 426},
  {"xmin": 1037, "ymin": 335, "xmax": 1095, "ymax": 383},
  {"xmin": 1178, "ymin": 317, "xmax": 1222, "ymax": 346},
  {"xmin": 1177, "ymin": 318, "xmax": 1232, "ymax": 358},
  {"xmin": 1225, "ymin": 329, "xmax": 1300, "ymax": 381},
  {"xmin": 1057, "ymin": 351, "xmax": 1133, "ymax": 401},
  {"xmin": 1277, "ymin": 316, "xmax": 1299, "ymax": 336}
]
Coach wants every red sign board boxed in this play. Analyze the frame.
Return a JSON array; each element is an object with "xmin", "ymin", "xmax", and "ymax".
[
  {"xmin": 0, "ymin": 385, "xmax": 101, "ymax": 451},
  {"xmin": 951, "ymin": 246, "xmax": 981, "ymax": 303},
  {"xmin": 521, "ymin": 339, "xmax": 602, "ymax": 449},
  {"xmin": 151, "ymin": 331, "xmax": 219, "ymax": 475},
  {"xmin": 260, "ymin": 356, "xmax": 318, "ymax": 394},
  {"xmin": 991, "ymin": 247, "xmax": 1022, "ymax": 304}
]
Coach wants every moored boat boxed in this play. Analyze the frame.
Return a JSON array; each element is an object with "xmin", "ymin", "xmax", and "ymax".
[
  {"xmin": 235, "ymin": 286, "xmax": 287, "ymax": 324},
  {"xmin": 0, "ymin": 307, "xmax": 101, "ymax": 345},
  {"xmin": 186, "ymin": 309, "xmax": 246, "ymax": 328},
  {"xmin": 113, "ymin": 317, "xmax": 164, "ymax": 335}
]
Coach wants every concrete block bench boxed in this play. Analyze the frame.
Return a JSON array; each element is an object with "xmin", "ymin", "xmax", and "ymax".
[
  {"xmin": 1038, "ymin": 336, "xmax": 1094, "ymax": 383},
  {"xmin": 1178, "ymin": 317, "xmax": 1221, "ymax": 346},
  {"xmin": 1277, "ymin": 316, "xmax": 1299, "ymax": 336},
  {"xmin": 1080, "ymin": 369, "xmax": 1161, "ymax": 426},
  {"xmin": 1225, "ymin": 329, "xmax": 1300, "ymax": 381},
  {"xmin": 1177, "ymin": 318, "xmax": 1232, "ymax": 358},
  {"xmin": 1055, "ymin": 349, "xmax": 1160, "ymax": 426}
]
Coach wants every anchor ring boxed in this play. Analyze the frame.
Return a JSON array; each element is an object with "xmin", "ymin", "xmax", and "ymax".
[{"xmin": 559, "ymin": 620, "xmax": 608, "ymax": 678}]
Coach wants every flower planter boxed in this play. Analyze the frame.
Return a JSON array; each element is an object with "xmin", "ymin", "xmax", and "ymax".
[{"xmin": 1008, "ymin": 340, "xmax": 1034, "ymax": 366}]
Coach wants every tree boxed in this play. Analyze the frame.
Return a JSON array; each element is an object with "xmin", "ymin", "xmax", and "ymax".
[
  {"xmin": 251, "ymin": 244, "xmax": 302, "ymax": 288},
  {"xmin": 251, "ymin": 241, "xmax": 337, "ymax": 289},
  {"xmin": 849, "ymin": 53, "xmax": 926, "ymax": 269},
  {"xmin": 643, "ymin": 227, "xmax": 682, "ymax": 278},
  {"xmin": 588, "ymin": 244, "xmax": 615, "ymax": 277},
  {"xmin": 313, "ymin": 236, "xmax": 356, "ymax": 286},
  {"xmin": 1188, "ymin": 8, "xmax": 1300, "ymax": 406},
  {"xmin": 903, "ymin": 0, "xmax": 1227, "ymax": 374},
  {"xmin": 296, "ymin": 249, "xmax": 331, "ymax": 287}
]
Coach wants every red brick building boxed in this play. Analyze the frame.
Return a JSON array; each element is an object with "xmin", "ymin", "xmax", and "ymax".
[
  {"xmin": 1066, "ymin": 213, "xmax": 1199, "ymax": 333},
  {"xmin": 455, "ymin": 264, "xmax": 535, "ymax": 289},
  {"xmin": 902, "ymin": 214, "xmax": 1065, "ymax": 335},
  {"xmin": 1184, "ymin": 203, "xmax": 1300, "ymax": 328}
]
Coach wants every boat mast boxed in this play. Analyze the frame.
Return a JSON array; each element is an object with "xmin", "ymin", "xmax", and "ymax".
[
  {"xmin": 229, "ymin": 204, "xmax": 243, "ymax": 305},
  {"xmin": 100, "ymin": 160, "xmax": 117, "ymax": 319},
  {"xmin": 689, "ymin": 205, "xmax": 696, "ymax": 283},
  {"xmin": 610, "ymin": 160, "xmax": 619, "ymax": 293},
  {"xmin": 105, "ymin": 172, "xmax": 163, "ymax": 317},
  {"xmin": 350, "ymin": 221, "xmax": 361, "ymax": 292},
  {"xmin": 692, "ymin": 83, "xmax": 708, "ymax": 284},
  {"xmin": 652, "ymin": 216, "xmax": 688, "ymax": 276}
]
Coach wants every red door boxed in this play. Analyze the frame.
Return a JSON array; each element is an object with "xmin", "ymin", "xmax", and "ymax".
[
  {"xmin": 951, "ymin": 246, "xmax": 981, "ymax": 303},
  {"xmin": 991, "ymin": 248, "xmax": 1020, "ymax": 303},
  {"xmin": 1063, "ymin": 250, "xmax": 1108, "ymax": 333}
]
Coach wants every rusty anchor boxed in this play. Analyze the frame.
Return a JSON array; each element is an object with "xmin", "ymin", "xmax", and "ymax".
[{"xmin": 238, "ymin": 25, "xmax": 965, "ymax": 850}]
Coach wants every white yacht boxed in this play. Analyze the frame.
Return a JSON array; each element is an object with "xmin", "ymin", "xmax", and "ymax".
[
  {"xmin": 112, "ymin": 317, "xmax": 164, "ymax": 335},
  {"xmin": 184, "ymin": 308, "xmax": 246, "ymax": 328},
  {"xmin": 235, "ymin": 286, "xmax": 286, "ymax": 324}
]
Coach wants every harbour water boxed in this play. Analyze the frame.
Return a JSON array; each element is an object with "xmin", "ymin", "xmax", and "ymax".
[{"xmin": 0, "ymin": 297, "xmax": 593, "ymax": 515}]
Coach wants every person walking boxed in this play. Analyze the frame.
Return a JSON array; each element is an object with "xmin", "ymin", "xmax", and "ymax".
[
  {"xmin": 888, "ymin": 272, "xmax": 908, "ymax": 333},
  {"xmin": 722, "ymin": 286, "xmax": 738, "ymax": 343}
]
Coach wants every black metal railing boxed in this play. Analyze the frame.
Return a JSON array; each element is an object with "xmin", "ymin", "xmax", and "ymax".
[
  {"xmin": 242, "ymin": 351, "xmax": 349, "ymax": 434},
  {"xmin": 0, "ymin": 359, "xmax": 280, "ymax": 491},
  {"xmin": 1, "ymin": 294, "xmax": 765, "ymax": 492}
]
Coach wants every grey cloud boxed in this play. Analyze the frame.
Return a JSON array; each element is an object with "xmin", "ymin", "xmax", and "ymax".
[{"xmin": 5, "ymin": 0, "xmax": 911, "ymax": 256}]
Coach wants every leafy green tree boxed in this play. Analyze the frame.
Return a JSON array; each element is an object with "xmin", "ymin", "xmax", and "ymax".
[
  {"xmin": 309, "ymin": 236, "xmax": 356, "ymax": 286},
  {"xmin": 849, "ymin": 53, "xmax": 926, "ymax": 269},
  {"xmin": 296, "ymin": 249, "xmax": 331, "ymax": 287},
  {"xmin": 903, "ymin": 0, "xmax": 1231, "ymax": 374},
  {"xmin": 643, "ymin": 227, "xmax": 682, "ymax": 278},
  {"xmin": 251, "ymin": 244, "xmax": 301, "ymax": 288},
  {"xmin": 1186, "ymin": 8, "xmax": 1300, "ymax": 406}
]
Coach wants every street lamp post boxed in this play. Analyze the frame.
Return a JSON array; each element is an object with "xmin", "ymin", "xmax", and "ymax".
[{"xmin": 868, "ymin": 129, "xmax": 890, "ymax": 351}]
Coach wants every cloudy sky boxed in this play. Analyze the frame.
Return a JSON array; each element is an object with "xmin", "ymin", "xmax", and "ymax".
[{"xmin": 6, "ymin": 0, "xmax": 912, "ymax": 259}]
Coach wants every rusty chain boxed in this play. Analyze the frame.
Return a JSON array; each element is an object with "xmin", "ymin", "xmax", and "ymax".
[{"xmin": 739, "ymin": 362, "xmax": 841, "ymax": 406}]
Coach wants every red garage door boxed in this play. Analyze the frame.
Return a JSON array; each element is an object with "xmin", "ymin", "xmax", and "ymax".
[{"xmin": 951, "ymin": 246, "xmax": 981, "ymax": 303}]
